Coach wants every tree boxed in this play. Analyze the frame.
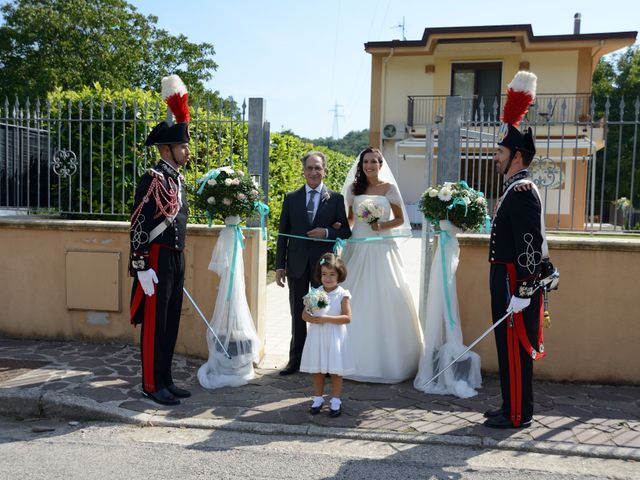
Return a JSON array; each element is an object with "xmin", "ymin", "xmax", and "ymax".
[{"xmin": 0, "ymin": 0, "xmax": 217, "ymax": 100}]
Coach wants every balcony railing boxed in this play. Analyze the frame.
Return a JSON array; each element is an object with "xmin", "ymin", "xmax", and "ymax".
[{"xmin": 407, "ymin": 94, "xmax": 593, "ymax": 127}]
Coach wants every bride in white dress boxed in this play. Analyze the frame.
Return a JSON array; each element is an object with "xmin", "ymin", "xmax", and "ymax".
[{"xmin": 340, "ymin": 148, "xmax": 423, "ymax": 383}]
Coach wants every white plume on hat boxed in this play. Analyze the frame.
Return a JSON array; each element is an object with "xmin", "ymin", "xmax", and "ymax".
[
  {"xmin": 161, "ymin": 74, "xmax": 188, "ymax": 99},
  {"xmin": 507, "ymin": 71, "xmax": 537, "ymax": 98}
]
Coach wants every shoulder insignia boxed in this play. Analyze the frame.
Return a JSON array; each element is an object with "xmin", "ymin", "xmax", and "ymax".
[{"xmin": 149, "ymin": 168, "xmax": 165, "ymax": 180}]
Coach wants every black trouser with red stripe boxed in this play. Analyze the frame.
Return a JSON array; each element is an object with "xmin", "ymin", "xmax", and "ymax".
[
  {"xmin": 490, "ymin": 263, "xmax": 542, "ymax": 426},
  {"xmin": 132, "ymin": 244, "xmax": 185, "ymax": 394}
]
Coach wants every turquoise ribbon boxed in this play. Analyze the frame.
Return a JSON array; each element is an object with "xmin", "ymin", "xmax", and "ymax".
[
  {"xmin": 457, "ymin": 180, "xmax": 470, "ymax": 189},
  {"xmin": 447, "ymin": 197, "xmax": 469, "ymax": 217},
  {"xmin": 226, "ymin": 224, "xmax": 246, "ymax": 302},
  {"xmin": 333, "ymin": 237, "xmax": 347, "ymax": 253},
  {"xmin": 196, "ymin": 169, "xmax": 220, "ymax": 195},
  {"xmin": 436, "ymin": 229, "xmax": 456, "ymax": 331},
  {"xmin": 253, "ymin": 201, "xmax": 269, "ymax": 240}
]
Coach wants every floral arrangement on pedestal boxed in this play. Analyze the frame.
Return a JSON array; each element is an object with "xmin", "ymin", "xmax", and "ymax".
[
  {"xmin": 303, "ymin": 288, "xmax": 330, "ymax": 317},
  {"xmin": 193, "ymin": 165, "xmax": 267, "ymax": 391},
  {"xmin": 419, "ymin": 181, "xmax": 489, "ymax": 232},
  {"xmin": 195, "ymin": 166, "xmax": 264, "ymax": 225}
]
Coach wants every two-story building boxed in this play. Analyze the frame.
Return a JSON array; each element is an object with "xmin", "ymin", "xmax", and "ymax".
[{"xmin": 365, "ymin": 21, "xmax": 636, "ymax": 228}]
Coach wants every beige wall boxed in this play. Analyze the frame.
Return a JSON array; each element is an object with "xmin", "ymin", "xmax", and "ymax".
[
  {"xmin": 0, "ymin": 219, "xmax": 267, "ymax": 360},
  {"xmin": 456, "ymin": 234, "xmax": 640, "ymax": 384}
]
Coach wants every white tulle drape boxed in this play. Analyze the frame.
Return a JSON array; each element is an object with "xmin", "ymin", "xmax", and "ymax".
[
  {"xmin": 414, "ymin": 220, "xmax": 482, "ymax": 398},
  {"xmin": 197, "ymin": 216, "xmax": 261, "ymax": 389}
]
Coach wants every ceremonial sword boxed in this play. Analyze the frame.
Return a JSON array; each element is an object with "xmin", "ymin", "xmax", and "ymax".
[{"xmin": 182, "ymin": 287, "xmax": 232, "ymax": 359}]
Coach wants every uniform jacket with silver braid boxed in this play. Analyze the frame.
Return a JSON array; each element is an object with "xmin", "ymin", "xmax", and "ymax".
[
  {"xmin": 128, "ymin": 160, "xmax": 189, "ymax": 276},
  {"xmin": 489, "ymin": 170, "xmax": 545, "ymax": 298}
]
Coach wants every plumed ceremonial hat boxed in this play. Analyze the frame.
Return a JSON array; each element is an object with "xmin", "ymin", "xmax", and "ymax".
[
  {"xmin": 496, "ymin": 71, "xmax": 537, "ymax": 155},
  {"xmin": 145, "ymin": 75, "xmax": 191, "ymax": 146}
]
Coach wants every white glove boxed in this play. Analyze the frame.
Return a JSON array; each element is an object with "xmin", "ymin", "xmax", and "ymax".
[
  {"xmin": 507, "ymin": 296, "xmax": 530, "ymax": 314},
  {"xmin": 137, "ymin": 269, "xmax": 158, "ymax": 296}
]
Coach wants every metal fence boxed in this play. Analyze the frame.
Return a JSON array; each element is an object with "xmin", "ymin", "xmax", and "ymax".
[
  {"xmin": 418, "ymin": 95, "xmax": 640, "ymax": 232},
  {"xmin": 460, "ymin": 97, "xmax": 640, "ymax": 231},
  {"xmin": 0, "ymin": 96, "xmax": 268, "ymax": 219}
]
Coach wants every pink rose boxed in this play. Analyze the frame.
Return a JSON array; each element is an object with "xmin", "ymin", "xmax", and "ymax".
[
  {"xmin": 231, "ymin": 178, "xmax": 240, "ymax": 186},
  {"xmin": 237, "ymin": 193, "xmax": 246, "ymax": 200},
  {"xmin": 223, "ymin": 198, "xmax": 232, "ymax": 206}
]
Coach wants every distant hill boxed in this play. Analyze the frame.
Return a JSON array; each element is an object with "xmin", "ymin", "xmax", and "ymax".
[{"xmin": 284, "ymin": 129, "xmax": 370, "ymax": 158}]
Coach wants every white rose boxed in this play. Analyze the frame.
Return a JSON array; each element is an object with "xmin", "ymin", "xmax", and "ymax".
[
  {"xmin": 207, "ymin": 196, "xmax": 215, "ymax": 205},
  {"xmin": 476, "ymin": 196, "xmax": 486, "ymax": 205},
  {"xmin": 231, "ymin": 178, "xmax": 240, "ymax": 186},
  {"xmin": 236, "ymin": 170, "xmax": 245, "ymax": 177},
  {"xmin": 438, "ymin": 187, "xmax": 452, "ymax": 202},
  {"xmin": 224, "ymin": 178, "xmax": 233, "ymax": 186},
  {"xmin": 207, "ymin": 178, "xmax": 217, "ymax": 186},
  {"xmin": 428, "ymin": 188, "xmax": 438, "ymax": 198}
]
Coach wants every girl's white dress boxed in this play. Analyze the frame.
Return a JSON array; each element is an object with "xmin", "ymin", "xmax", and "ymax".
[
  {"xmin": 300, "ymin": 286, "xmax": 355, "ymax": 376},
  {"xmin": 341, "ymin": 185, "xmax": 423, "ymax": 383}
]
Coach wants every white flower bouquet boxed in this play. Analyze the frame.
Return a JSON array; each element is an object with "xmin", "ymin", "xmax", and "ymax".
[
  {"xmin": 356, "ymin": 199, "xmax": 385, "ymax": 224},
  {"xmin": 194, "ymin": 166, "xmax": 262, "ymax": 223},
  {"xmin": 419, "ymin": 181, "xmax": 489, "ymax": 232},
  {"xmin": 302, "ymin": 288, "xmax": 330, "ymax": 317}
]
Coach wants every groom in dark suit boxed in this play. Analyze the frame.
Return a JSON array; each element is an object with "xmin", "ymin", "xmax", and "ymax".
[{"xmin": 275, "ymin": 151, "xmax": 352, "ymax": 375}]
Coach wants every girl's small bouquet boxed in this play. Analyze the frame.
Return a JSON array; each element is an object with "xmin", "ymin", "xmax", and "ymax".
[
  {"xmin": 420, "ymin": 181, "xmax": 489, "ymax": 232},
  {"xmin": 303, "ymin": 287, "xmax": 330, "ymax": 317},
  {"xmin": 194, "ymin": 166, "xmax": 264, "ymax": 224},
  {"xmin": 356, "ymin": 199, "xmax": 385, "ymax": 224}
]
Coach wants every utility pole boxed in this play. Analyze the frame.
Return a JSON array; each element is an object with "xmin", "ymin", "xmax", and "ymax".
[{"xmin": 329, "ymin": 101, "xmax": 344, "ymax": 139}]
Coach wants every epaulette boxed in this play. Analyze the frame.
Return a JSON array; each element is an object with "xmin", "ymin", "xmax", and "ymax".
[{"xmin": 149, "ymin": 168, "xmax": 165, "ymax": 180}]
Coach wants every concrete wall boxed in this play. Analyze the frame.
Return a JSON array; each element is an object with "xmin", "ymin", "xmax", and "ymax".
[
  {"xmin": 456, "ymin": 234, "xmax": 640, "ymax": 384},
  {"xmin": 0, "ymin": 218, "xmax": 267, "ymax": 360}
]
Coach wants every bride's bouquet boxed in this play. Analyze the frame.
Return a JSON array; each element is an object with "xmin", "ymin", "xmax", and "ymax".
[
  {"xmin": 303, "ymin": 288, "xmax": 330, "ymax": 317},
  {"xmin": 356, "ymin": 199, "xmax": 385, "ymax": 224},
  {"xmin": 420, "ymin": 181, "xmax": 488, "ymax": 232}
]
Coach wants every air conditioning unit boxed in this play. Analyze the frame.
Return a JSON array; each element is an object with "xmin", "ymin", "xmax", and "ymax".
[{"xmin": 382, "ymin": 123, "xmax": 406, "ymax": 140}]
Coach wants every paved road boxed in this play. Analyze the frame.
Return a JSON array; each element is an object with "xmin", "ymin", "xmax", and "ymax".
[{"xmin": 1, "ymin": 417, "xmax": 638, "ymax": 480}]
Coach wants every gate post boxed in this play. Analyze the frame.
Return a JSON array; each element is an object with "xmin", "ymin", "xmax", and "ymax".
[{"xmin": 248, "ymin": 98, "xmax": 269, "ymax": 199}]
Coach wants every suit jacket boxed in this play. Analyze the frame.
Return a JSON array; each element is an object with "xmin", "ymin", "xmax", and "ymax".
[
  {"xmin": 276, "ymin": 185, "xmax": 351, "ymax": 278},
  {"xmin": 489, "ymin": 170, "xmax": 545, "ymax": 298}
]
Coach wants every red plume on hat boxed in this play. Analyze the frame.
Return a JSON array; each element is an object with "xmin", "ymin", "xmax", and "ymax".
[
  {"xmin": 161, "ymin": 74, "xmax": 190, "ymax": 124},
  {"xmin": 501, "ymin": 71, "xmax": 537, "ymax": 127}
]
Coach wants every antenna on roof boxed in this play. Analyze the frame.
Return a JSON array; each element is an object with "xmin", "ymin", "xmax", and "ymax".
[{"xmin": 391, "ymin": 16, "xmax": 407, "ymax": 41}]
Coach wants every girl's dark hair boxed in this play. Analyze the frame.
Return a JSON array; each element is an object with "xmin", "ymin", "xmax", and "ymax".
[
  {"xmin": 352, "ymin": 147, "xmax": 383, "ymax": 196},
  {"xmin": 314, "ymin": 253, "xmax": 347, "ymax": 283}
]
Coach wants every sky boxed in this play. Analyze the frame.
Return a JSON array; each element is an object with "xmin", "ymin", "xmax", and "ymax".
[{"xmin": 119, "ymin": 1, "xmax": 637, "ymax": 138}]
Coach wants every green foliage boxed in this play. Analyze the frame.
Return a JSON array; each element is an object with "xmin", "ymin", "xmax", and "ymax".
[
  {"xmin": 304, "ymin": 129, "xmax": 370, "ymax": 157},
  {"xmin": 192, "ymin": 167, "xmax": 263, "ymax": 224},
  {"xmin": 420, "ymin": 181, "xmax": 489, "ymax": 232},
  {"xmin": 266, "ymin": 133, "xmax": 353, "ymax": 268},
  {"xmin": 0, "ymin": 0, "xmax": 217, "ymax": 100},
  {"xmin": 44, "ymin": 85, "xmax": 246, "ymax": 220}
]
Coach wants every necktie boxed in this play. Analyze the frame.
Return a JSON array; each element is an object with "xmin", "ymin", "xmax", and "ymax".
[{"xmin": 307, "ymin": 190, "xmax": 317, "ymax": 224}]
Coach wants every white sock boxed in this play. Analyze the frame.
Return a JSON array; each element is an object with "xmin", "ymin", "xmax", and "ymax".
[
  {"xmin": 330, "ymin": 397, "xmax": 341, "ymax": 410},
  {"xmin": 311, "ymin": 396, "xmax": 324, "ymax": 408}
]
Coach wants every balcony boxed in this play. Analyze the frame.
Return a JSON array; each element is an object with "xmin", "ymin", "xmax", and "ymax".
[{"xmin": 407, "ymin": 93, "xmax": 594, "ymax": 129}]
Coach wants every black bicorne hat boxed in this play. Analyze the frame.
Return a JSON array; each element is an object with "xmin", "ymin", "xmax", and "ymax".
[
  {"xmin": 145, "ymin": 74, "xmax": 191, "ymax": 147},
  {"xmin": 144, "ymin": 121, "xmax": 190, "ymax": 146},
  {"xmin": 497, "ymin": 124, "xmax": 536, "ymax": 156}
]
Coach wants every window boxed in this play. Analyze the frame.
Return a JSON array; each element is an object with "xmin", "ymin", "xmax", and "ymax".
[{"xmin": 451, "ymin": 62, "xmax": 502, "ymax": 120}]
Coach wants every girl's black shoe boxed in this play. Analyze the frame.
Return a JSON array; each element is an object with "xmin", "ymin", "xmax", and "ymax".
[{"xmin": 329, "ymin": 406, "xmax": 341, "ymax": 418}]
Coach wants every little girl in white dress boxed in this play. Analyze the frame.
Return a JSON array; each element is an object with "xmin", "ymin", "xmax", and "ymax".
[{"xmin": 300, "ymin": 253, "xmax": 354, "ymax": 417}]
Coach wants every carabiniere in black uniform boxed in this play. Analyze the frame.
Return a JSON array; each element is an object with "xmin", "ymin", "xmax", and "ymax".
[{"xmin": 129, "ymin": 74, "xmax": 192, "ymax": 406}]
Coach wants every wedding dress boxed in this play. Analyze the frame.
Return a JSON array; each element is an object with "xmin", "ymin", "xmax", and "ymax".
[{"xmin": 341, "ymin": 185, "xmax": 423, "ymax": 383}]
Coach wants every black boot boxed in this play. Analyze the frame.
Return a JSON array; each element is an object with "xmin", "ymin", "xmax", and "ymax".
[
  {"xmin": 142, "ymin": 388, "xmax": 180, "ymax": 406},
  {"xmin": 167, "ymin": 384, "xmax": 191, "ymax": 398}
]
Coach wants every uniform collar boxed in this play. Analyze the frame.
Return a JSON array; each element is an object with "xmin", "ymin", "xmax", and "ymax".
[
  {"xmin": 158, "ymin": 159, "xmax": 183, "ymax": 182},
  {"xmin": 503, "ymin": 169, "xmax": 529, "ymax": 189}
]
